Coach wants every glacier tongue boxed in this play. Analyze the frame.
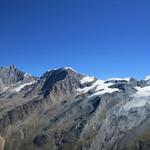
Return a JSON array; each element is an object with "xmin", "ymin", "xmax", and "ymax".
[{"xmin": 1, "ymin": 66, "xmax": 150, "ymax": 150}]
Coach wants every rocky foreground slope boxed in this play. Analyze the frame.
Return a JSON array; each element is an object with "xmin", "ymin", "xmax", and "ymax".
[{"xmin": 0, "ymin": 65, "xmax": 150, "ymax": 150}]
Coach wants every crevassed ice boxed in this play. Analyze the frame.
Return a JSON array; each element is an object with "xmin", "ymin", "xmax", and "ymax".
[
  {"xmin": 133, "ymin": 86, "xmax": 150, "ymax": 97},
  {"xmin": 123, "ymin": 86, "xmax": 150, "ymax": 110},
  {"xmin": 123, "ymin": 98, "xmax": 148, "ymax": 110}
]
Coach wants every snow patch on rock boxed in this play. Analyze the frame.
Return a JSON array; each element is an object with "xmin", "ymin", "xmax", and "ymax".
[{"xmin": 12, "ymin": 81, "xmax": 36, "ymax": 92}]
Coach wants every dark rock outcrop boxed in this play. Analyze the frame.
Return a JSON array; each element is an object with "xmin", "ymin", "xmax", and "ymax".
[{"xmin": 0, "ymin": 66, "xmax": 150, "ymax": 150}]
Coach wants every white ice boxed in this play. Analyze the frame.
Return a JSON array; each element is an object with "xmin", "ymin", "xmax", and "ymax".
[
  {"xmin": 123, "ymin": 86, "xmax": 150, "ymax": 110},
  {"xmin": 78, "ymin": 79, "xmax": 119, "ymax": 96},
  {"xmin": 145, "ymin": 75, "xmax": 150, "ymax": 81},
  {"xmin": 12, "ymin": 81, "xmax": 36, "ymax": 92},
  {"xmin": 80, "ymin": 76, "xmax": 95, "ymax": 84}
]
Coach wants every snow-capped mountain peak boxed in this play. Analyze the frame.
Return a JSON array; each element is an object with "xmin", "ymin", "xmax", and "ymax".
[{"xmin": 1, "ymin": 66, "xmax": 150, "ymax": 150}]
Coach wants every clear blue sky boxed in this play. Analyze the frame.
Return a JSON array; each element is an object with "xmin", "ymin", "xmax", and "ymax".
[{"xmin": 0, "ymin": 0, "xmax": 150, "ymax": 79}]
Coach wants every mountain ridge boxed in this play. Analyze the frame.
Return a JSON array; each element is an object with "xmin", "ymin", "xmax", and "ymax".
[{"xmin": 0, "ymin": 65, "xmax": 150, "ymax": 150}]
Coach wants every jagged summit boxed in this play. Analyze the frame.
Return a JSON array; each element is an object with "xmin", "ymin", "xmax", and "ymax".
[
  {"xmin": 0, "ymin": 65, "xmax": 19, "ymax": 70},
  {"xmin": 0, "ymin": 65, "xmax": 16, "ymax": 69},
  {"xmin": 1, "ymin": 65, "xmax": 149, "ymax": 82},
  {"xmin": 42, "ymin": 66, "xmax": 82, "ymax": 82},
  {"xmin": 0, "ymin": 65, "xmax": 25, "ymax": 88},
  {"xmin": 0, "ymin": 65, "xmax": 150, "ymax": 150},
  {"xmin": 0, "ymin": 65, "xmax": 37, "ymax": 93}
]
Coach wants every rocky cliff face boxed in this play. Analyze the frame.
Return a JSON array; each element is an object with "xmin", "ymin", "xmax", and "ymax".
[
  {"xmin": 0, "ymin": 66, "xmax": 150, "ymax": 150},
  {"xmin": 0, "ymin": 65, "xmax": 36, "ymax": 92}
]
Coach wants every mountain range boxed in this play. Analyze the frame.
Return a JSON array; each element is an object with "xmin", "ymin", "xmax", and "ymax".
[{"xmin": 0, "ymin": 65, "xmax": 150, "ymax": 150}]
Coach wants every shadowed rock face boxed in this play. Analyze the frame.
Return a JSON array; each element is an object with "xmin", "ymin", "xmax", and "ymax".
[
  {"xmin": 41, "ymin": 68, "xmax": 83, "ymax": 98},
  {"xmin": 0, "ymin": 66, "xmax": 150, "ymax": 150}
]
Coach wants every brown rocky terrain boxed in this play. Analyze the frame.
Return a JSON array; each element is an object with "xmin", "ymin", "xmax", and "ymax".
[{"xmin": 0, "ymin": 66, "xmax": 150, "ymax": 150}]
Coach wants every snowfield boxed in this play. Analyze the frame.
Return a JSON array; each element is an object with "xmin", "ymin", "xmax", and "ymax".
[
  {"xmin": 12, "ymin": 81, "xmax": 36, "ymax": 92},
  {"xmin": 80, "ymin": 76, "xmax": 95, "ymax": 84},
  {"xmin": 78, "ymin": 77, "xmax": 119, "ymax": 97}
]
